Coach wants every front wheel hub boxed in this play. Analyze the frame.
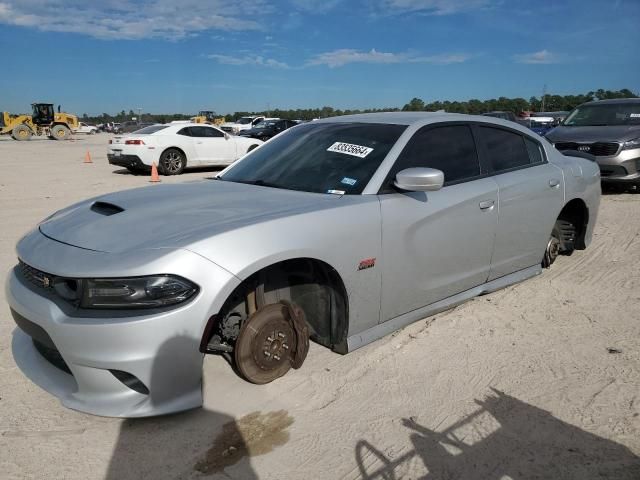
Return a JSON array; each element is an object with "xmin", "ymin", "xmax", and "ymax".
[{"xmin": 254, "ymin": 319, "xmax": 294, "ymax": 370}]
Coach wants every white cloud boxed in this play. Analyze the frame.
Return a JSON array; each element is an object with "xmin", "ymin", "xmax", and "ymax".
[
  {"xmin": 308, "ymin": 48, "xmax": 471, "ymax": 68},
  {"xmin": 409, "ymin": 53, "xmax": 471, "ymax": 64},
  {"xmin": 308, "ymin": 49, "xmax": 401, "ymax": 68},
  {"xmin": 207, "ymin": 54, "xmax": 289, "ymax": 68},
  {"xmin": 290, "ymin": 0, "xmax": 343, "ymax": 13},
  {"xmin": 380, "ymin": 0, "xmax": 491, "ymax": 15},
  {"xmin": 513, "ymin": 49, "xmax": 560, "ymax": 64},
  {"xmin": 0, "ymin": 0, "xmax": 270, "ymax": 40}
]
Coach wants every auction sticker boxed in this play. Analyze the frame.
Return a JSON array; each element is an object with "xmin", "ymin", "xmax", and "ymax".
[{"xmin": 327, "ymin": 142, "xmax": 373, "ymax": 158}]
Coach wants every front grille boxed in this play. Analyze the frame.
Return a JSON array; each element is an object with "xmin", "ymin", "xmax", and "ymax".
[
  {"xmin": 18, "ymin": 260, "xmax": 81, "ymax": 303},
  {"xmin": 554, "ymin": 142, "xmax": 620, "ymax": 157},
  {"xmin": 19, "ymin": 260, "xmax": 55, "ymax": 290},
  {"xmin": 599, "ymin": 165, "xmax": 628, "ymax": 177}
]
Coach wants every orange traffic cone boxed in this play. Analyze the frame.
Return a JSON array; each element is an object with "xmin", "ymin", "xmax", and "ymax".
[
  {"xmin": 84, "ymin": 151, "xmax": 92, "ymax": 163},
  {"xmin": 150, "ymin": 162, "xmax": 161, "ymax": 183}
]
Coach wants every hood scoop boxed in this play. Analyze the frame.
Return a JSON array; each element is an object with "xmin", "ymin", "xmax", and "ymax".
[{"xmin": 90, "ymin": 201, "xmax": 124, "ymax": 216}]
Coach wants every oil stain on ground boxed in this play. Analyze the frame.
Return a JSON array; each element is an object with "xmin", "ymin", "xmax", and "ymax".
[{"xmin": 194, "ymin": 410, "xmax": 294, "ymax": 474}]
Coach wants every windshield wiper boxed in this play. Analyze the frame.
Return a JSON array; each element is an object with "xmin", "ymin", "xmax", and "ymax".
[{"xmin": 227, "ymin": 179, "xmax": 288, "ymax": 190}]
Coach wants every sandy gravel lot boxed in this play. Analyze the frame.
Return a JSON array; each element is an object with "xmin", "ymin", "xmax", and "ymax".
[{"xmin": 0, "ymin": 134, "xmax": 638, "ymax": 479}]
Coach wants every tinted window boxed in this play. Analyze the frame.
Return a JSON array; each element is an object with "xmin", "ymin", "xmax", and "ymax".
[
  {"xmin": 480, "ymin": 127, "xmax": 530, "ymax": 172},
  {"xmin": 191, "ymin": 126, "xmax": 223, "ymax": 137},
  {"xmin": 177, "ymin": 128, "xmax": 191, "ymax": 136},
  {"xmin": 525, "ymin": 138, "xmax": 544, "ymax": 164},
  {"xmin": 134, "ymin": 125, "xmax": 168, "ymax": 135},
  {"xmin": 391, "ymin": 125, "xmax": 480, "ymax": 186}
]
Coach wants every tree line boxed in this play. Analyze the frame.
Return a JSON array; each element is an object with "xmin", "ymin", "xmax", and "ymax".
[{"xmin": 80, "ymin": 88, "xmax": 637, "ymax": 124}]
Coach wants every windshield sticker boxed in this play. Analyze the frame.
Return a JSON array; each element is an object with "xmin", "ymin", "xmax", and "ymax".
[
  {"xmin": 630, "ymin": 113, "xmax": 640, "ymax": 118},
  {"xmin": 327, "ymin": 142, "xmax": 373, "ymax": 158},
  {"xmin": 341, "ymin": 177, "xmax": 357, "ymax": 186},
  {"xmin": 327, "ymin": 189, "xmax": 345, "ymax": 195}
]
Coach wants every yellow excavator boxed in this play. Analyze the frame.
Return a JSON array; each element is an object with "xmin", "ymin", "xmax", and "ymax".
[
  {"xmin": 0, "ymin": 103, "xmax": 79, "ymax": 141},
  {"xmin": 190, "ymin": 110, "xmax": 225, "ymax": 126}
]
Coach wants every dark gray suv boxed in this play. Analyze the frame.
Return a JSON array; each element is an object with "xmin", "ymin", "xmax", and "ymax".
[{"xmin": 546, "ymin": 98, "xmax": 640, "ymax": 188}]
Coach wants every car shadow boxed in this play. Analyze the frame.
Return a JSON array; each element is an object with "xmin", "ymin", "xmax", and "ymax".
[
  {"xmin": 104, "ymin": 335, "xmax": 259, "ymax": 480},
  {"xmin": 355, "ymin": 388, "xmax": 639, "ymax": 480},
  {"xmin": 112, "ymin": 168, "xmax": 147, "ymax": 176}
]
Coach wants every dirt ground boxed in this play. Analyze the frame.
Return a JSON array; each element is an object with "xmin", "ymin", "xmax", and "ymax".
[{"xmin": 0, "ymin": 134, "xmax": 638, "ymax": 479}]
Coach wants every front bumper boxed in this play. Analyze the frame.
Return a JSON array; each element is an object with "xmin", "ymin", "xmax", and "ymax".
[
  {"xmin": 6, "ymin": 234, "xmax": 240, "ymax": 417},
  {"xmin": 596, "ymin": 148, "xmax": 640, "ymax": 184},
  {"xmin": 107, "ymin": 153, "xmax": 148, "ymax": 170}
]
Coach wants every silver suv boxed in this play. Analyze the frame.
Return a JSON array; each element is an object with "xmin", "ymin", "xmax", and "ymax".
[{"xmin": 546, "ymin": 98, "xmax": 640, "ymax": 188}]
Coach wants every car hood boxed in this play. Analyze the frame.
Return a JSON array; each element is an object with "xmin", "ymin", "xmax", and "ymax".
[
  {"xmin": 546, "ymin": 125, "xmax": 640, "ymax": 143},
  {"xmin": 39, "ymin": 180, "xmax": 341, "ymax": 254}
]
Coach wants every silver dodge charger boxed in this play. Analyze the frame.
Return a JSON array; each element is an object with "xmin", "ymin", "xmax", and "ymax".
[{"xmin": 7, "ymin": 113, "xmax": 601, "ymax": 417}]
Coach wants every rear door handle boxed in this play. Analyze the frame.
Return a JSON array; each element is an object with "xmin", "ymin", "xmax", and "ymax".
[
  {"xmin": 479, "ymin": 200, "xmax": 495, "ymax": 211},
  {"xmin": 549, "ymin": 179, "xmax": 560, "ymax": 188}
]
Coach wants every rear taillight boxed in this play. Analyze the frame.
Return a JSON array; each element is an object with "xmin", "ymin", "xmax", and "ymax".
[{"xmin": 125, "ymin": 139, "xmax": 145, "ymax": 145}]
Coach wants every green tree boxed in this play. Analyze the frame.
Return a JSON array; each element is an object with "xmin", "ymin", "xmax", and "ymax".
[{"xmin": 402, "ymin": 97, "xmax": 425, "ymax": 111}]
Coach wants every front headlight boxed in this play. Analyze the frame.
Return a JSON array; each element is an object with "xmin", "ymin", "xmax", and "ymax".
[
  {"xmin": 622, "ymin": 137, "xmax": 640, "ymax": 150},
  {"xmin": 81, "ymin": 275, "xmax": 198, "ymax": 309}
]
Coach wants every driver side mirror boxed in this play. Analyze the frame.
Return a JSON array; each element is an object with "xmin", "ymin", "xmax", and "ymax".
[
  {"xmin": 394, "ymin": 167, "xmax": 444, "ymax": 192},
  {"xmin": 224, "ymin": 133, "xmax": 230, "ymax": 140}
]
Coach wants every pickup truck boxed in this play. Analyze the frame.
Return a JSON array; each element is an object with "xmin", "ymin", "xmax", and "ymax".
[{"xmin": 219, "ymin": 116, "xmax": 266, "ymax": 135}]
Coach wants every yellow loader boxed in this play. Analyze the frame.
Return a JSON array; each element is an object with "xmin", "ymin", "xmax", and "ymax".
[
  {"xmin": 190, "ymin": 110, "xmax": 225, "ymax": 126},
  {"xmin": 0, "ymin": 103, "xmax": 79, "ymax": 141}
]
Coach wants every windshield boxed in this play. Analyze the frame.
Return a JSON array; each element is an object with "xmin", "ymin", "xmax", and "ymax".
[
  {"xmin": 563, "ymin": 102, "xmax": 640, "ymax": 126},
  {"xmin": 133, "ymin": 125, "xmax": 168, "ymax": 134},
  {"xmin": 237, "ymin": 117, "xmax": 254, "ymax": 125},
  {"xmin": 221, "ymin": 122, "xmax": 407, "ymax": 194}
]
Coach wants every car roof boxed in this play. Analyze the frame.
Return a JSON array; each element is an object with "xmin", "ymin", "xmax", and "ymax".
[
  {"xmin": 313, "ymin": 111, "xmax": 526, "ymax": 128},
  {"xmin": 584, "ymin": 98, "xmax": 640, "ymax": 105}
]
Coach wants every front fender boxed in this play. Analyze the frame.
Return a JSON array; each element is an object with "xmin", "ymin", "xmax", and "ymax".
[{"xmin": 188, "ymin": 196, "xmax": 383, "ymax": 336}]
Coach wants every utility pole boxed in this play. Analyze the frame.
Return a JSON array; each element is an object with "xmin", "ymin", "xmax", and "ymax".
[
  {"xmin": 137, "ymin": 107, "xmax": 142, "ymax": 122},
  {"xmin": 541, "ymin": 84, "xmax": 547, "ymax": 112}
]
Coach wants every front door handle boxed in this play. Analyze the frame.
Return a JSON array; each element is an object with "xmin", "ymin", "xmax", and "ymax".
[
  {"xmin": 549, "ymin": 179, "xmax": 560, "ymax": 188},
  {"xmin": 479, "ymin": 200, "xmax": 495, "ymax": 211}
]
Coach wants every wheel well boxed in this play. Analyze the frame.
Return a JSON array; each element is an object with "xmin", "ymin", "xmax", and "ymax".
[
  {"xmin": 248, "ymin": 144, "xmax": 259, "ymax": 152},
  {"xmin": 558, "ymin": 198, "xmax": 589, "ymax": 250},
  {"xmin": 201, "ymin": 258, "xmax": 349, "ymax": 355},
  {"xmin": 160, "ymin": 146, "xmax": 187, "ymax": 163}
]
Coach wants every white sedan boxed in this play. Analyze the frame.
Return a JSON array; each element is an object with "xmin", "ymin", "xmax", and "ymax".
[{"xmin": 107, "ymin": 123, "xmax": 263, "ymax": 175}]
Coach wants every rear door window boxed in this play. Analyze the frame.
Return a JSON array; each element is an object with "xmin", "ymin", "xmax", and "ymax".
[
  {"xmin": 190, "ymin": 126, "xmax": 224, "ymax": 138},
  {"xmin": 479, "ymin": 126, "xmax": 532, "ymax": 172},
  {"xmin": 388, "ymin": 124, "xmax": 480, "ymax": 188}
]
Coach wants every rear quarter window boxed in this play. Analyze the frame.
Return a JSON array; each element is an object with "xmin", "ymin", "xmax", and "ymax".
[{"xmin": 524, "ymin": 137, "xmax": 545, "ymax": 164}]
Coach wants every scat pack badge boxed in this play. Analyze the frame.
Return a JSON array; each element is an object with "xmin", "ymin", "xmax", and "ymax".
[{"xmin": 357, "ymin": 258, "xmax": 376, "ymax": 271}]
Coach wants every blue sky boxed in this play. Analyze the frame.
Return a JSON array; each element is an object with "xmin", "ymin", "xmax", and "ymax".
[{"xmin": 1, "ymin": 0, "xmax": 638, "ymax": 116}]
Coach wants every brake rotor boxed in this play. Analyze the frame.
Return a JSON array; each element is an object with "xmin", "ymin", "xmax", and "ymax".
[{"xmin": 251, "ymin": 317, "xmax": 295, "ymax": 371}]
